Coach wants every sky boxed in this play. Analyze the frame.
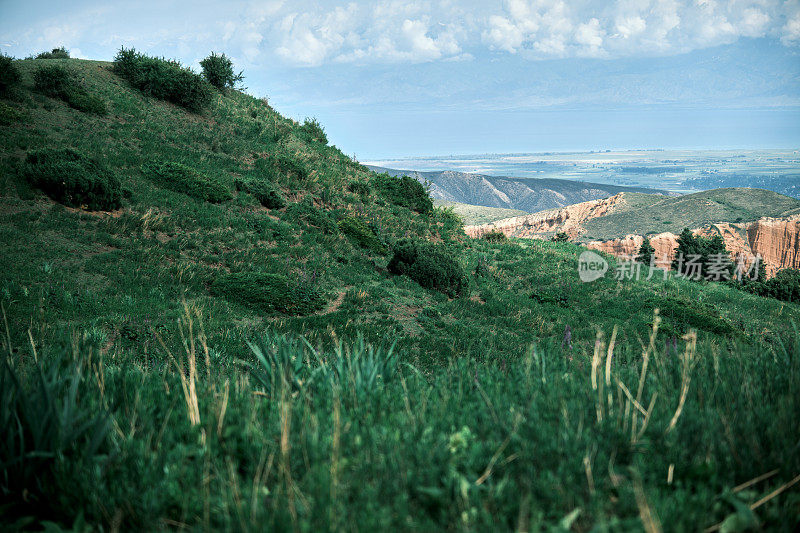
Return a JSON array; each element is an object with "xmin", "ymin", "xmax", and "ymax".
[{"xmin": 1, "ymin": 0, "xmax": 799, "ymax": 158}]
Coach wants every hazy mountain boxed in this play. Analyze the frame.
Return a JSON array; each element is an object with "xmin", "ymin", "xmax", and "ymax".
[{"xmin": 367, "ymin": 165, "xmax": 667, "ymax": 213}]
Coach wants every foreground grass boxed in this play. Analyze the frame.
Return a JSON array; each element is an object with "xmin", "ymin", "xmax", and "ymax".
[{"xmin": 3, "ymin": 309, "xmax": 799, "ymax": 530}]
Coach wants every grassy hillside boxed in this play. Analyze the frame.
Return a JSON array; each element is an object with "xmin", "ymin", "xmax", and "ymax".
[
  {"xmin": 1, "ymin": 57, "xmax": 799, "ymax": 530},
  {"xmin": 580, "ymin": 188, "xmax": 800, "ymax": 241},
  {"xmin": 434, "ymin": 199, "xmax": 529, "ymax": 224}
]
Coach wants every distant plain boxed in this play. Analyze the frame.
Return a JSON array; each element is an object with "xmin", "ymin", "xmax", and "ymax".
[{"xmin": 366, "ymin": 149, "xmax": 800, "ymax": 194}]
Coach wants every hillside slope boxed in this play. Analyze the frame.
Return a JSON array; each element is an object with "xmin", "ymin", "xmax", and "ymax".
[
  {"xmin": 580, "ymin": 187, "xmax": 800, "ymax": 241},
  {"xmin": 1, "ymin": 57, "xmax": 800, "ymax": 531},
  {"xmin": 367, "ymin": 165, "xmax": 668, "ymax": 212}
]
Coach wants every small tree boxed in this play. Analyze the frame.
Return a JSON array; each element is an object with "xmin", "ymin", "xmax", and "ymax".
[
  {"xmin": 636, "ymin": 237, "xmax": 656, "ymax": 264},
  {"xmin": 200, "ymin": 52, "xmax": 243, "ymax": 90}
]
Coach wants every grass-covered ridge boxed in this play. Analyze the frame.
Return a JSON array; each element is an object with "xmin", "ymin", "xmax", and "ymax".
[{"xmin": 1, "ymin": 55, "xmax": 799, "ymax": 530}]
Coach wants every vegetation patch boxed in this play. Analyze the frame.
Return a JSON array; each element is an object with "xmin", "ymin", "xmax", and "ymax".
[
  {"xmin": 339, "ymin": 215, "xmax": 386, "ymax": 254},
  {"xmin": 374, "ymin": 173, "xmax": 433, "ymax": 214},
  {"xmin": 285, "ymin": 199, "xmax": 337, "ymax": 234},
  {"xmin": 33, "ymin": 64, "xmax": 107, "ymax": 115},
  {"xmin": 24, "ymin": 148, "xmax": 123, "ymax": 211},
  {"xmin": 34, "ymin": 47, "xmax": 70, "ymax": 59},
  {"xmin": 234, "ymin": 177, "xmax": 286, "ymax": 208},
  {"xmin": 112, "ymin": 47, "xmax": 213, "ymax": 112},
  {"xmin": 388, "ymin": 238, "xmax": 467, "ymax": 297},
  {"xmin": 298, "ymin": 117, "xmax": 327, "ymax": 144},
  {"xmin": 200, "ymin": 52, "xmax": 243, "ymax": 91},
  {"xmin": 652, "ymin": 296, "xmax": 737, "ymax": 337},
  {"xmin": 0, "ymin": 54, "xmax": 21, "ymax": 98},
  {"xmin": 0, "ymin": 101, "xmax": 25, "ymax": 125},
  {"xmin": 210, "ymin": 272, "xmax": 325, "ymax": 315},
  {"xmin": 483, "ymin": 230, "xmax": 507, "ymax": 243},
  {"xmin": 738, "ymin": 267, "xmax": 800, "ymax": 303},
  {"xmin": 143, "ymin": 161, "xmax": 231, "ymax": 203}
]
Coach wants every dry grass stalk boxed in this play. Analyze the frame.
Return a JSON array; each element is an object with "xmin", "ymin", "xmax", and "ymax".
[
  {"xmin": 666, "ymin": 330, "xmax": 697, "ymax": 433},
  {"xmin": 217, "ymin": 378, "xmax": 230, "ymax": 437}
]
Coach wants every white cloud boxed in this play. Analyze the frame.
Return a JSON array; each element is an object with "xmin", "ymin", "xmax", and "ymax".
[
  {"xmin": 2, "ymin": 0, "xmax": 800, "ymax": 68},
  {"xmin": 575, "ymin": 18, "xmax": 605, "ymax": 57}
]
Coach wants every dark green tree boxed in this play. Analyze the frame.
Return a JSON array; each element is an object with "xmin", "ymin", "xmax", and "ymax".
[
  {"xmin": 636, "ymin": 237, "xmax": 656, "ymax": 264},
  {"xmin": 672, "ymin": 228, "xmax": 732, "ymax": 281}
]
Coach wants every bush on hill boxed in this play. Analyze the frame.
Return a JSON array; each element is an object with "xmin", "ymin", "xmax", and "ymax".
[
  {"xmin": 298, "ymin": 117, "xmax": 327, "ymax": 144},
  {"xmin": 24, "ymin": 148, "xmax": 123, "ymax": 211},
  {"xmin": 210, "ymin": 272, "xmax": 325, "ymax": 315},
  {"xmin": 113, "ymin": 47, "xmax": 213, "ymax": 113},
  {"xmin": 339, "ymin": 215, "xmax": 386, "ymax": 254},
  {"xmin": 35, "ymin": 47, "xmax": 70, "ymax": 59},
  {"xmin": 347, "ymin": 181, "xmax": 371, "ymax": 196},
  {"xmin": 483, "ymin": 230, "xmax": 507, "ymax": 243},
  {"xmin": 738, "ymin": 268, "xmax": 800, "ymax": 303},
  {"xmin": 285, "ymin": 199, "xmax": 337, "ymax": 234},
  {"xmin": 200, "ymin": 52, "xmax": 243, "ymax": 91},
  {"xmin": 374, "ymin": 173, "xmax": 432, "ymax": 214},
  {"xmin": 143, "ymin": 161, "xmax": 231, "ymax": 203},
  {"xmin": 234, "ymin": 177, "xmax": 286, "ymax": 208},
  {"xmin": 0, "ymin": 54, "xmax": 21, "ymax": 98},
  {"xmin": 388, "ymin": 238, "xmax": 467, "ymax": 297},
  {"xmin": 33, "ymin": 64, "xmax": 107, "ymax": 115}
]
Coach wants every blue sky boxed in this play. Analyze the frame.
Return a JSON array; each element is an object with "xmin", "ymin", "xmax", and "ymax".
[{"xmin": 2, "ymin": 0, "xmax": 799, "ymax": 158}]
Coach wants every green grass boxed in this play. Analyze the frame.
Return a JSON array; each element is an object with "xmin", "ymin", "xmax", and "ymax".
[
  {"xmin": 581, "ymin": 188, "xmax": 800, "ymax": 241},
  {"xmin": 1, "ymin": 57, "xmax": 799, "ymax": 530},
  {"xmin": 434, "ymin": 199, "xmax": 529, "ymax": 225}
]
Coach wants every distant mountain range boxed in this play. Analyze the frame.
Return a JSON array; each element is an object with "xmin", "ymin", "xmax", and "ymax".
[{"xmin": 366, "ymin": 166, "xmax": 668, "ymax": 213}]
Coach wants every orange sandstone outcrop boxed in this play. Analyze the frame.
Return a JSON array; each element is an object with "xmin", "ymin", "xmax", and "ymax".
[
  {"xmin": 466, "ymin": 197, "xmax": 800, "ymax": 277},
  {"xmin": 464, "ymin": 194, "xmax": 627, "ymax": 239},
  {"xmin": 585, "ymin": 215, "xmax": 800, "ymax": 277}
]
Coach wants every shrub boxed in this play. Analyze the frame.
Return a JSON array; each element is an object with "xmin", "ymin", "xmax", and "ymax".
[
  {"xmin": 373, "ymin": 173, "xmax": 432, "ymax": 214},
  {"xmin": 210, "ymin": 272, "xmax": 325, "ymax": 315},
  {"xmin": 200, "ymin": 52, "xmax": 243, "ymax": 90},
  {"xmin": 143, "ymin": 161, "xmax": 231, "ymax": 203},
  {"xmin": 234, "ymin": 177, "xmax": 286, "ymax": 208},
  {"xmin": 552, "ymin": 232, "xmax": 569, "ymax": 242},
  {"xmin": 33, "ymin": 64, "xmax": 107, "ymax": 115},
  {"xmin": 0, "ymin": 101, "xmax": 25, "ymax": 125},
  {"xmin": 112, "ymin": 47, "xmax": 213, "ymax": 113},
  {"xmin": 285, "ymin": 199, "xmax": 337, "ymax": 234},
  {"xmin": 739, "ymin": 268, "xmax": 800, "ymax": 303},
  {"xmin": 35, "ymin": 47, "xmax": 70, "ymax": 59},
  {"xmin": 388, "ymin": 238, "xmax": 467, "ymax": 297},
  {"xmin": 298, "ymin": 117, "xmax": 327, "ymax": 144},
  {"xmin": 483, "ymin": 230, "xmax": 507, "ymax": 243},
  {"xmin": 24, "ymin": 148, "xmax": 123, "ymax": 210},
  {"xmin": 348, "ymin": 181, "xmax": 371, "ymax": 196},
  {"xmin": 432, "ymin": 206, "xmax": 464, "ymax": 242},
  {"xmin": 254, "ymin": 153, "xmax": 309, "ymax": 182},
  {"xmin": 0, "ymin": 54, "xmax": 21, "ymax": 98},
  {"xmin": 339, "ymin": 215, "xmax": 386, "ymax": 254}
]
